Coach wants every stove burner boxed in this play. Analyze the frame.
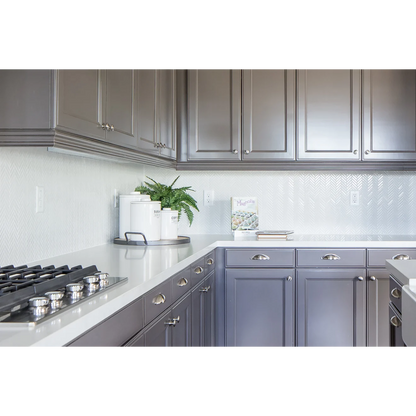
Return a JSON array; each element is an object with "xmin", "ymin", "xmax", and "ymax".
[{"xmin": 0, "ymin": 263, "xmax": 127, "ymax": 326}]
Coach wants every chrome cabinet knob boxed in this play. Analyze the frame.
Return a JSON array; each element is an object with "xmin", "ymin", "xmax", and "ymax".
[
  {"xmin": 232, "ymin": 149, "xmax": 238, "ymax": 154},
  {"xmin": 392, "ymin": 254, "xmax": 410, "ymax": 260},
  {"xmin": 244, "ymin": 150, "xmax": 250, "ymax": 154},
  {"xmin": 390, "ymin": 316, "xmax": 401, "ymax": 328},
  {"xmin": 199, "ymin": 285, "xmax": 211, "ymax": 293},
  {"xmin": 177, "ymin": 277, "xmax": 188, "ymax": 287},
  {"xmin": 353, "ymin": 149, "xmax": 358, "ymax": 154},
  {"xmin": 287, "ymin": 276, "xmax": 293, "ymax": 281},
  {"xmin": 110, "ymin": 125, "xmax": 114, "ymax": 131},
  {"xmin": 152, "ymin": 293, "xmax": 166, "ymax": 305},
  {"xmin": 100, "ymin": 123, "xmax": 107, "ymax": 130},
  {"xmin": 370, "ymin": 276, "xmax": 376, "ymax": 281},
  {"xmin": 365, "ymin": 150, "xmax": 370, "ymax": 155},
  {"xmin": 357, "ymin": 276, "xmax": 364, "ymax": 281},
  {"xmin": 165, "ymin": 316, "xmax": 180, "ymax": 327},
  {"xmin": 321, "ymin": 254, "xmax": 341, "ymax": 260},
  {"xmin": 251, "ymin": 254, "xmax": 270, "ymax": 261}
]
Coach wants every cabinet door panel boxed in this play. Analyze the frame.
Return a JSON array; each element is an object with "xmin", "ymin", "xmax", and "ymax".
[
  {"xmin": 226, "ymin": 268, "xmax": 294, "ymax": 346},
  {"xmin": 296, "ymin": 269, "xmax": 366, "ymax": 346},
  {"xmin": 297, "ymin": 70, "xmax": 361, "ymax": 160},
  {"xmin": 144, "ymin": 312, "xmax": 170, "ymax": 347},
  {"xmin": 242, "ymin": 70, "xmax": 295, "ymax": 160},
  {"xmin": 204, "ymin": 272, "xmax": 215, "ymax": 346},
  {"xmin": 367, "ymin": 269, "xmax": 390, "ymax": 346},
  {"xmin": 56, "ymin": 70, "xmax": 104, "ymax": 139},
  {"xmin": 187, "ymin": 70, "xmax": 241, "ymax": 160},
  {"xmin": 363, "ymin": 70, "xmax": 416, "ymax": 160},
  {"xmin": 105, "ymin": 70, "xmax": 136, "ymax": 148},
  {"xmin": 171, "ymin": 293, "xmax": 192, "ymax": 347}
]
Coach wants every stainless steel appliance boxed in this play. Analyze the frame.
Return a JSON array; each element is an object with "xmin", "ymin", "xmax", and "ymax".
[
  {"xmin": 389, "ymin": 274, "xmax": 406, "ymax": 347},
  {"xmin": 0, "ymin": 263, "xmax": 127, "ymax": 326}
]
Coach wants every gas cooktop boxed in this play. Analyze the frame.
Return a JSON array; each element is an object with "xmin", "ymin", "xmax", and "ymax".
[{"xmin": 0, "ymin": 263, "xmax": 127, "ymax": 326}]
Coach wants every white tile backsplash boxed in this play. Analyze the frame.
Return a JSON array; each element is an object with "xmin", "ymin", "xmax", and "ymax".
[{"xmin": 2, "ymin": 147, "xmax": 416, "ymax": 265}]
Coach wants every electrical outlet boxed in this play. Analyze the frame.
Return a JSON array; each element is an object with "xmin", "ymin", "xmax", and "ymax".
[
  {"xmin": 350, "ymin": 190, "xmax": 359, "ymax": 206},
  {"xmin": 36, "ymin": 186, "xmax": 44, "ymax": 213},
  {"xmin": 204, "ymin": 190, "xmax": 214, "ymax": 206},
  {"xmin": 114, "ymin": 189, "xmax": 119, "ymax": 208}
]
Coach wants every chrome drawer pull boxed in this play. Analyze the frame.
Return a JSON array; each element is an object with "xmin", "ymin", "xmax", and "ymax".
[
  {"xmin": 321, "ymin": 254, "xmax": 341, "ymax": 260},
  {"xmin": 206, "ymin": 258, "xmax": 214, "ymax": 265},
  {"xmin": 199, "ymin": 285, "xmax": 211, "ymax": 293},
  {"xmin": 251, "ymin": 254, "xmax": 270, "ymax": 261},
  {"xmin": 390, "ymin": 316, "xmax": 401, "ymax": 328},
  {"xmin": 165, "ymin": 316, "xmax": 180, "ymax": 327},
  {"xmin": 392, "ymin": 254, "xmax": 410, "ymax": 260},
  {"xmin": 152, "ymin": 293, "xmax": 166, "ymax": 305},
  {"xmin": 194, "ymin": 266, "xmax": 204, "ymax": 274},
  {"xmin": 391, "ymin": 288, "xmax": 401, "ymax": 299},
  {"xmin": 357, "ymin": 276, "xmax": 364, "ymax": 281},
  {"xmin": 177, "ymin": 277, "xmax": 189, "ymax": 287}
]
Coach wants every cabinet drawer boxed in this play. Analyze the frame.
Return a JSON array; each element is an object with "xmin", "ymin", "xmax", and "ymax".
[
  {"xmin": 171, "ymin": 268, "xmax": 191, "ymax": 302},
  {"xmin": 190, "ymin": 258, "xmax": 206, "ymax": 287},
  {"xmin": 205, "ymin": 250, "xmax": 216, "ymax": 275},
  {"xmin": 144, "ymin": 279, "xmax": 172, "ymax": 325},
  {"xmin": 389, "ymin": 275, "xmax": 402, "ymax": 313},
  {"xmin": 226, "ymin": 249, "xmax": 295, "ymax": 268},
  {"xmin": 296, "ymin": 249, "xmax": 366, "ymax": 267},
  {"xmin": 367, "ymin": 249, "xmax": 416, "ymax": 267}
]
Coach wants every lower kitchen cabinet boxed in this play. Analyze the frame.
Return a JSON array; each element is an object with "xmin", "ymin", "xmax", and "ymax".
[
  {"xmin": 296, "ymin": 269, "xmax": 366, "ymax": 347},
  {"xmin": 192, "ymin": 271, "xmax": 215, "ymax": 346},
  {"xmin": 367, "ymin": 269, "xmax": 390, "ymax": 346},
  {"xmin": 225, "ymin": 268, "xmax": 295, "ymax": 347},
  {"xmin": 127, "ymin": 292, "xmax": 192, "ymax": 347}
]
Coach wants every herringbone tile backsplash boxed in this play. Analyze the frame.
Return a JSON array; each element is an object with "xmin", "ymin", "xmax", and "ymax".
[{"xmin": 2, "ymin": 147, "xmax": 416, "ymax": 265}]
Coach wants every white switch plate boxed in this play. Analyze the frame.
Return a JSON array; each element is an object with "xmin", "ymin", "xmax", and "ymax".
[
  {"xmin": 36, "ymin": 186, "xmax": 44, "ymax": 213},
  {"xmin": 204, "ymin": 190, "xmax": 214, "ymax": 206}
]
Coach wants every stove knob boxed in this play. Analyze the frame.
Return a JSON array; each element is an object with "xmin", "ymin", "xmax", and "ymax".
[{"xmin": 29, "ymin": 296, "xmax": 50, "ymax": 307}]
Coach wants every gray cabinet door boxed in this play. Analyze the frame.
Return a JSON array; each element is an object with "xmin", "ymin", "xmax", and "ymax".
[
  {"xmin": 56, "ymin": 70, "xmax": 105, "ymax": 139},
  {"xmin": 296, "ymin": 268, "xmax": 366, "ymax": 346},
  {"xmin": 144, "ymin": 312, "xmax": 170, "ymax": 346},
  {"xmin": 363, "ymin": 70, "xmax": 416, "ymax": 160},
  {"xmin": 297, "ymin": 70, "xmax": 361, "ymax": 160},
  {"xmin": 171, "ymin": 293, "xmax": 192, "ymax": 347},
  {"xmin": 367, "ymin": 269, "xmax": 390, "ymax": 347},
  {"xmin": 157, "ymin": 70, "xmax": 176, "ymax": 159},
  {"xmin": 242, "ymin": 70, "xmax": 295, "ymax": 160},
  {"xmin": 191, "ymin": 273, "xmax": 215, "ymax": 347},
  {"xmin": 104, "ymin": 70, "xmax": 136, "ymax": 149},
  {"xmin": 0, "ymin": 70, "xmax": 53, "ymax": 129},
  {"xmin": 187, "ymin": 70, "xmax": 241, "ymax": 160},
  {"xmin": 226, "ymin": 268, "xmax": 294, "ymax": 346}
]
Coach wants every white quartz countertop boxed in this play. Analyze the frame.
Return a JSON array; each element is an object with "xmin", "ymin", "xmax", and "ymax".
[{"xmin": 2, "ymin": 233, "xmax": 416, "ymax": 347}]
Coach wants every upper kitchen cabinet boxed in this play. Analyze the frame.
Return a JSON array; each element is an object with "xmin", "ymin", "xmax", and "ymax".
[
  {"xmin": 0, "ymin": 70, "xmax": 175, "ymax": 168},
  {"xmin": 297, "ymin": 70, "xmax": 361, "ymax": 161},
  {"xmin": 136, "ymin": 70, "xmax": 176, "ymax": 160},
  {"xmin": 186, "ymin": 70, "xmax": 241, "ymax": 161},
  {"xmin": 56, "ymin": 70, "xmax": 136, "ymax": 149},
  {"xmin": 182, "ymin": 70, "xmax": 295, "ymax": 164},
  {"xmin": 242, "ymin": 70, "xmax": 295, "ymax": 160},
  {"xmin": 362, "ymin": 70, "xmax": 416, "ymax": 161}
]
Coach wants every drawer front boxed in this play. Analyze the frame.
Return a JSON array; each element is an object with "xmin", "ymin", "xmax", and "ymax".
[
  {"xmin": 389, "ymin": 275, "xmax": 402, "ymax": 313},
  {"xmin": 367, "ymin": 249, "xmax": 416, "ymax": 267},
  {"xmin": 171, "ymin": 267, "xmax": 191, "ymax": 302},
  {"xmin": 190, "ymin": 257, "xmax": 206, "ymax": 287},
  {"xmin": 144, "ymin": 279, "xmax": 172, "ymax": 325},
  {"xmin": 225, "ymin": 249, "xmax": 295, "ymax": 267},
  {"xmin": 205, "ymin": 250, "xmax": 216, "ymax": 275},
  {"xmin": 296, "ymin": 249, "xmax": 366, "ymax": 267}
]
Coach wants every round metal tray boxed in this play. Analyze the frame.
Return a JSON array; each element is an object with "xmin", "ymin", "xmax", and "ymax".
[{"xmin": 113, "ymin": 232, "xmax": 190, "ymax": 246}]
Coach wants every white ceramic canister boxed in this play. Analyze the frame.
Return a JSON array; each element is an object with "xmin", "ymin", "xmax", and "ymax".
[
  {"xmin": 119, "ymin": 192, "xmax": 151, "ymax": 240},
  {"xmin": 160, "ymin": 208, "xmax": 179, "ymax": 240},
  {"xmin": 130, "ymin": 201, "xmax": 161, "ymax": 241}
]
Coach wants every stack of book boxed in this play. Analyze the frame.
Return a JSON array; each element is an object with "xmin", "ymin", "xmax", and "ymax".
[{"xmin": 256, "ymin": 230, "xmax": 294, "ymax": 240}]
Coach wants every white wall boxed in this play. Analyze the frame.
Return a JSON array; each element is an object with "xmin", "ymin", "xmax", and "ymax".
[{"xmin": 2, "ymin": 147, "xmax": 416, "ymax": 265}]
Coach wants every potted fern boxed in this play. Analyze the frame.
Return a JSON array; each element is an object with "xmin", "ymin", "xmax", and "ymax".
[{"xmin": 135, "ymin": 176, "xmax": 199, "ymax": 226}]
